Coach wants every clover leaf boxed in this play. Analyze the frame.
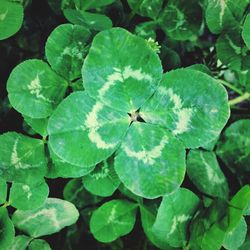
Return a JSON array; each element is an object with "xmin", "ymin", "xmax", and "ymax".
[
  {"xmin": 0, "ymin": 0, "xmax": 24, "ymax": 40},
  {"xmin": 12, "ymin": 198, "xmax": 79, "ymax": 238},
  {"xmin": 48, "ymin": 27, "xmax": 230, "ymax": 198}
]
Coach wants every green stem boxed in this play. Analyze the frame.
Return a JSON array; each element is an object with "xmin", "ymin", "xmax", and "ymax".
[
  {"xmin": 229, "ymin": 92, "xmax": 250, "ymax": 106},
  {"xmin": 218, "ymin": 79, "xmax": 244, "ymax": 95},
  {"xmin": 2, "ymin": 201, "xmax": 10, "ymax": 208}
]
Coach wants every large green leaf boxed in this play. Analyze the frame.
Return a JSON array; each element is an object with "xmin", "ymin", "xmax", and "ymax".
[
  {"xmin": 242, "ymin": 13, "xmax": 250, "ymax": 49},
  {"xmin": 9, "ymin": 179, "xmax": 49, "ymax": 210},
  {"xmin": 0, "ymin": 207, "xmax": 15, "ymax": 250},
  {"xmin": 158, "ymin": 0, "xmax": 202, "ymax": 41},
  {"xmin": 63, "ymin": 178, "xmax": 103, "ymax": 209},
  {"xmin": 216, "ymin": 29, "xmax": 250, "ymax": 71},
  {"xmin": 12, "ymin": 198, "xmax": 79, "ymax": 237},
  {"xmin": 45, "ymin": 24, "xmax": 91, "ymax": 81},
  {"xmin": 80, "ymin": 0, "xmax": 116, "ymax": 10},
  {"xmin": 7, "ymin": 59, "xmax": 68, "ymax": 119},
  {"xmin": 48, "ymin": 91, "xmax": 129, "ymax": 168},
  {"xmin": 115, "ymin": 123, "xmax": 186, "ymax": 199},
  {"xmin": 223, "ymin": 217, "xmax": 247, "ymax": 250},
  {"xmin": 140, "ymin": 69, "xmax": 230, "ymax": 148},
  {"xmin": 186, "ymin": 150, "xmax": 229, "ymax": 199},
  {"xmin": 0, "ymin": 132, "xmax": 47, "ymax": 183},
  {"xmin": 90, "ymin": 199, "xmax": 137, "ymax": 243},
  {"xmin": 0, "ymin": 0, "xmax": 24, "ymax": 40},
  {"xmin": 82, "ymin": 28, "xmax": 162, "ymax": 112},
  {"xmin": 216, "ymin": 119, "xmax": 250, "ymax": 172},
  {"xmin": 128, "ymin": 0, "xmax": 164, "ymax": 20},
  {"xmin": 0, "ymin": 178, "xmax": 7, "ymax": 204},
  {"xmin": 82, "ymin": 158, "xmax": 120, "ymax": 197},
  {"xmin": 152, "ymin": 188, "xmax": 200, "ymax": 247}
]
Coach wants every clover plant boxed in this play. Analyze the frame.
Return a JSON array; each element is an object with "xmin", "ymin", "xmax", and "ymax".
[{"xmin": 0, "ymin": 0, "xmax": 250, "ymax": 249}]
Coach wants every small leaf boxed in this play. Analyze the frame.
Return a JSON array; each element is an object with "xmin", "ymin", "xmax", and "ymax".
[
  {"xmin": 128, "ymin": 0, "xmax": 164, "ymax": 20},
  {"xmin": 186, "ymin": 150, "xmax": 229, "ymax": 199},
  {"xmin": 64, "ymin": 9, "xmax": 112, "ymax": 31},
  {"xmin": 45, "ymin": 24, "xmax": 91, "ymax": 81},
  {"xmin": 23, "ymin": 116, "xmax": 48, "ymax": 137},
  {"xmin": 12, "ymin": 198, "xmax": 79, "ymax": 237},
  {"xmin": 0, "ymin": 207, "xmax": 15, "ymax": 250},
  {"xmin": 0, "ymin": 132, "xmax": 47, "ymax": 183},
  {"xmin": 63, "ymin": 178, "xmax": 103, "ymax": 209},
  {"xmin": 90, "ymin": 199, "xmax": 137, "ymax": 243},
  {"xmin": 223, "ymin": 217, "xmax": 247, "ymax": 250},
  {"xmin": 114, "ymin": 123, "xmax": 186, "ymax": 198},
  {"xmin": 228, "ymin": 185, "xmax": 250, "ymax": 231},
  {"xmin": 152, "ymin": 188, "xmax": 200, "ymax": 247},
  {"xmin": 82, "ymin": 158, "xmax": 120, "ymax": 197},
  {"xmin": 9, "ymin": 179, "xmax": 49, "ymax": 210},
  {"xmin": 158, "ymin": 0, "xmax": 202, "ymax": 41},
  {"xmin": 10, "ymin": 235, "xmax": 31, "ymax": 250},
  {"xmin": 82, "ymin": 27, "xmax": 162, "ymax": 112},
  {"xmin": 28, "ymin": 239, "xmax": 51, "ymax": 250},
  {"xmin": 80, "ymin": 0, "xmax": 116, "ymax": 10},
  {"xmin": 7, "ymin": 59, "xmax": 68, "ymax": 119},
  {"xmin": 216, "ymin": 119, "xmax": 250, "ymax": 172},
  {"xmin": 0, "ymin": 0, "xmax": 24, "ymax": 40}
]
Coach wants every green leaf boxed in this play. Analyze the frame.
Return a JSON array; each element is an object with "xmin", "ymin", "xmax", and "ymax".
[
  {"xmin": 0, "ymin": 0, "xmax": 24, "ymax": 40},
  {"xmin": 0, "ymin": 177, "xmax": 7, "ymax": 204},
  {"xmin": 63, "ymin": 178, "xmax": 103, "ymax": 208},
  {"xmin": 82, "ymin": 27, "xmax": 162, "ymax": 112},
  {"xmin": 158, "ymin": 0, "xmax": 202, "ymax": 41},
  {"xmin": 28, "ymin": 239, "xmax": 51, "ymax": 250},
  {"xmin": 0, "ymin": 207, "xmax": 15, "ymax": 250},
  {"xmin": 189, "ymin": 198, "xmax": 228, "ymax": 250},
  {"xmin": 45, "ymin": 24, "xmax": 91, "ymax": 81},
  {"xmin": 135, "ymin": 21, "xmax": 157, "ymax": 40},
  {"xmin": 205, "ymin": 0, "xmax": 239, "ymax": 34},
  {"xmin": 216, "ymin": 119, "xmax": 250, "ymax": 172},
  {"xmin": 186, "ymin": 64, "xmax": 212, "ymax": 76},
  {"xmin": 223, "ymin": 217, "xmax": 247, "ymax": 250},
  {"xmin": 23, "ymin": 116, "xmax": 48, "ymax": 137},
  {"xmin": 228, "ymin": 185, "xmax": 250, "ymax": 231},
  {"xmin": 128, "ymin": 0, "xmax": 164, "ymax": 20},
  {"xmin": 140, "ymin": 203, "xmax": 175, "ymax": 250},
  {"xmin": 82, "ymin": 158, "xmax": 120, "ymax": 197},
  {"xmin": 90, "ymin": 199, "xmax": 137, "ymax": 243},
  {"xmin": 152, "ymin": 188, "xmax": 200, "ymax": 247},
  {"xmin": 9, "ymin": 179, "xmax": 49, "ymax": 210},
  {"xmin": 47, "ymin": 145, "xmax": 95, "ymax": 178},
  {"xmin": 0, "ymin": 132, "xmax": 47, "ymax": 183},
  {"xmin": 12, "ymin": 198, "xmax": 79, "ymax": 237},
  {"xmin": 80, "ymin": 0, "xmax": 116, "ymax": 10},
  {"xmin": 216, "ymin": 29, "xmax": 250, "ymax": 71},
  {"xmin": 7, "ymin": 59, "xmax": 68, "ymax": 119},
  {"xmin": 114, "ymin": 123, "xmax": 186, "ymax": 199},
  {"xmin": 242, "ymin": 13, "xmax": 250, "ymax": 49},
  {"xmin": 48, "ymin": 91, "xmax": 129, "ymax": 168},
  {"xmin": 10, "ymin": 235, "xmax": 31, "ymax": 250},
  {"xmin": 186, "ymin": 150, "xmax": 229, "ymax": 199},
  {"xmin": 64, "ymin": 9, "xmax": 112, "ymax": 31},
  {"xmin": 140, "ymin": 69, "xmax": 230, "ymax": 148}
]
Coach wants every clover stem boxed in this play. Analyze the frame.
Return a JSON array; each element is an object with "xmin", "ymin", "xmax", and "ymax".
[
  {"xmin": 218, "ymin": 79, "xmax": 244, "ymax": 95},
  {"xmin": 229, "ymin": 92, "xmax": 250, "ymax": 106},
  {"xmin": 2, "ymin": 201, "xmax": 10, "ymax": 208}
]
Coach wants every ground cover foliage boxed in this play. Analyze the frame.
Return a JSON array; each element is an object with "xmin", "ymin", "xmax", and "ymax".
[{"xmin": 0, "ymin": 0, "xmax": 250, "ymax": 249}]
